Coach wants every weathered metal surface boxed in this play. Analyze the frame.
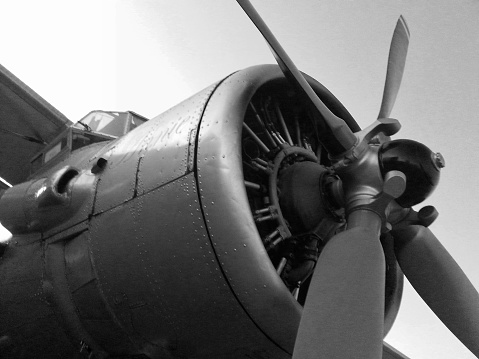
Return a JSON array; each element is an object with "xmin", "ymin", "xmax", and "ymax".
[
  {"xmin": 92, "ymin": 82, "xmax": 219, "ymax": 215},
  {"xmin": 0, "ymin": 181, "xmax": 31, "ymax": 234},
  {"xmin": 137, "ymin": 83, "xmax": 219, "ymax": 195},
  {"xmin": 91, "ymin": 118, "xmax": 155, "ymax": 214},
  {"xmin": 44, "ymin": 234, "xmax": 109, "ymax": 358},
  {"xmin": 0, "ymin": 240, "xmax": 81, "ymax": 358},
  {"xmin": 196, "ymin": 65, "xmax": 302, "ymax": 353},
  {"xmin": 0, "ymin": 142, "xmax": 105, "ymax": 236},
  {"xmin": 88, "ymin": 173, "xmax": 289, "ymax": 358}
]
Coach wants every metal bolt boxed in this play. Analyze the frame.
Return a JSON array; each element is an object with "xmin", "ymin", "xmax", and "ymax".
[{"xmin": 433, "ymin": 152, "xmax": 445, "ymax": 169}]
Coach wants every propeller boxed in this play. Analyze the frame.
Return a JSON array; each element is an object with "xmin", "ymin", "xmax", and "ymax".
[
  {"xmin": 374, "ymin": 16, "xmax": 409, "ymax": 144},
  {"xmin": 292, "ymin": 216, "xmax": 386, "ymax": 359},
  {"xmin": 378, "ymin": 15, "xmax": 410, "ymax": 120},
  {"xmin": 236, "ymin": 0, "xmax": 356, "ymax": 156},
  {"xmin": 392, "ymin": 224, "xmax": 479, "ymax": 356},
  {"xmin": 236, "ymin": 1, "xmax": 479, "ymax": 358}
]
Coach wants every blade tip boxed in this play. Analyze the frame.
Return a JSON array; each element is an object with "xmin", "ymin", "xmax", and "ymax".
[{"xmin": 398, "ymin": 15, "xmax": 411, "ymax": 40}]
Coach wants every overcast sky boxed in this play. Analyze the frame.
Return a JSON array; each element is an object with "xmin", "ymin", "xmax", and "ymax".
[{"xmin": 1, "ymin": 1, "xmax": 479, "ymax": 358}]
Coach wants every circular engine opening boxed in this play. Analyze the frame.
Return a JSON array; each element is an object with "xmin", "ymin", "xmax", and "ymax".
[
  {"xmin": 240, "ymin": 78, "xmax": 403, "ymax": 333},
  {"xmin": 241, "ymin": 80, "xmax": 347, "ymax": 303}
]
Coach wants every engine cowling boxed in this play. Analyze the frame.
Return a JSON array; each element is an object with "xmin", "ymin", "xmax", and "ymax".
[{"xmin": 0, "ymin": 65, "xmax": 403, "ymax": 358}]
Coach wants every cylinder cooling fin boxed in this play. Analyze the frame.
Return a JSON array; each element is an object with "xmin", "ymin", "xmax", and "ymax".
[
  {"xmin": 241, "ymin": 80, "xmax": 346, "ymax": 297},
  {"xmin": 196, "ymin": 65, "xmax": 403, "ymax": 351}
]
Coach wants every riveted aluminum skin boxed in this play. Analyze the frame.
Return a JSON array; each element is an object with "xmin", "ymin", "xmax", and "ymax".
[
  {"xmin": 82, "ymin": 80, "xmax": 291, "ymax": 357},
  {"xmin": 0, "ymin": 240, "xmax": 85, "ymax": 358},
  {"xmin": 88, "ymin": 174, "xmax": 287, "ymax": 358},
  {"xmin": 0, "ymin": 65, "xmax": 403, "ymax": 358},
  {"xmin": 92, "ymin": 83, "xmax": 219, "ymax": 214},
  {"xmin": 0, "ymin": 71, "xmax": 294, "ymax": 358},
  {"xmin": 196, "ymin": 65, "xmax": 303, "ymax": 353}
]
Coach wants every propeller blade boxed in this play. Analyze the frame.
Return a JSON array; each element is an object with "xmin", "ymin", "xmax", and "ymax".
[
  {"xmin": 236, "ymin": 0, "xmax": 356, "ymax": 156},
  {"xmin": 293, "ymin": 226, "xmax": 385, "ymax": 359},
  {"xmin": 378, "ymin": 16, "xmax": 410, "ymax": 119},
  {"xmin": 393, "ymin": 225, "xmax": 479, "ymax": 356}
]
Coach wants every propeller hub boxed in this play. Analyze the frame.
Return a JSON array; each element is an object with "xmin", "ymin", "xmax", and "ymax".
[
  {"xmin": 278, "ymin": 160, "xmax": 342, "ymax": 233},
  {"xmin": 379, "ymin": 139, "xmax": 442, "ymax": 207}
]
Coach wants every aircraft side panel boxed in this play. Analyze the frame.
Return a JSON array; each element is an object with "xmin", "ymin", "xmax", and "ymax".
[
  {"xmin": 46, "ymin": 227, "xmax": 136, "ymax": 357},
  {"xmin": 92, "ymin": 82, "xmax": 220, "ymax": 215},
  {"xmin": 88, "ymin": 173, "xmax": 290, "ymax": 358},
  {"xmin": 136, "ymin": 82, "xmax": 219, "ymax": 195},
  {"xmin": 0, "ymin": 238, "xmax": 84, "ymax": 358}
]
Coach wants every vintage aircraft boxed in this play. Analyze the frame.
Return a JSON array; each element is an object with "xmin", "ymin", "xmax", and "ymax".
[{"xmin": 1, "ymin": 1, "xmax": 478, "ymax": 358}]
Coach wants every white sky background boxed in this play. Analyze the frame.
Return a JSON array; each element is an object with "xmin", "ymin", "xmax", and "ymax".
[{"xmin": 1, "ymin": 1, "xmax": 479, "ymax": 358}]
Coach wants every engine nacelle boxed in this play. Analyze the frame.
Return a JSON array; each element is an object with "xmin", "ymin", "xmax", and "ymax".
[{"xmin": 0, "ymin": 65, "xmax": 402, "ymax": 358}]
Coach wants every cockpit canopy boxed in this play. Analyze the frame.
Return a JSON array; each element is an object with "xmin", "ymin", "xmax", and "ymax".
[{"xmin": 74, "ymin": 110, "xmax": 147, "ymax": 137}]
